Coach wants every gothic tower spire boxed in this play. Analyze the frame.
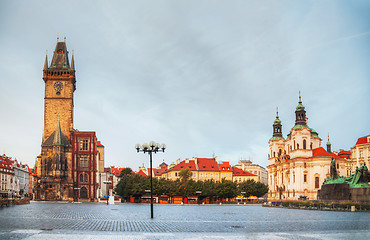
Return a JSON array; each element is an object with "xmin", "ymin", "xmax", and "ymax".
[
  {"xmin": 43, "ymin": 54, "xmax": 48, "ymax": 70},
  {"xmin": 70, "ymin": 53, "xmax": 75, "ymax": 70},
  {"xmin": 53, "ymin": 119, "xmax": 63, "ymax": 146}
]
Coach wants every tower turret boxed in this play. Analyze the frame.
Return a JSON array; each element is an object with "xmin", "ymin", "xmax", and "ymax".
[
  {"xmin": 295, "ymin": 93, "xmax": 307, "ymax": 126},
  {"xmin": 326, "ymin": 133, "xmax": 331, "ymax": 153},
  {"xmin": 272, "ymin": 108, "xmax": 283, "ymax": 139}
]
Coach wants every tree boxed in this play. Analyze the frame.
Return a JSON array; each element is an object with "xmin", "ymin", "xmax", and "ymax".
[
  {"xmin": 216, "ymin": 179, "xmax": 237, "ymax": 199},
  {"xmin": 238, "ymin": 179, "xmax": 268, "ymax": 198},
  {"xmin": 118, "ymin": 167, "xmax": 133, "ymax": 178},
  {"xmin": 179, "ymin": 168, "xmax": 192, "ymax": 183}
]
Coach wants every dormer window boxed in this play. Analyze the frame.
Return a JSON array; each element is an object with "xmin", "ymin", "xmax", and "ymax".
[{"xmin": 57, "ymin": 49, "xmax": 64, "ymax": 54}]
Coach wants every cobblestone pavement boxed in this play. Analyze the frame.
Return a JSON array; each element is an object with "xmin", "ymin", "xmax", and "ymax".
[{"xmin": 0, "ymin": 201, "xmax": 369, "ymax": 239}]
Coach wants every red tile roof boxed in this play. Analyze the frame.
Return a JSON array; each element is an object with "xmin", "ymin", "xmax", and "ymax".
[
  {"xmin": 0, "ymin": 156, "xmax": 13, "ymax": 170},
  {"xmin": 137, "ymin": 169, "xmax": 147, "ymax": 177},
  {"xmin": 232, "ymin": 167, "xmax": 257, "ymax": 176},
  {"xmin": 338, "ymin": 150, "xmax": 351, "ymax": 159},
  {"xmin": 111, "ymin": 167, "xmax": 126, "ymax": 177},
  {"xmin": 356, "ymin": 136, "xmax": 369, "ymax": 145},
  {"xmin": 97, "ymin": 141, "xmax": 104, "ymax": 147},
  {"xmin": 219, "ymin": 161, "xmax": 232, "ymax": 171},
  {"xmin": 167, "ymin": 159, "xmax": 197, "ymax": 172},
  {"xmin": 312, "ymin": 147, "xmax": 341, "ymax": 159},
  {"xmin": 148, "ymin": 167, "xmax": 167, "ymax": 176},
  {"xmin": 197, "ymin": 158, "xmax": 219, "ymax": 171}
]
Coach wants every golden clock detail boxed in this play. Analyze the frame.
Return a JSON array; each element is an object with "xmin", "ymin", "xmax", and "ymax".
[{"xmin": 54, "ymin": 81, "xmax": 63, "ymax": 91}]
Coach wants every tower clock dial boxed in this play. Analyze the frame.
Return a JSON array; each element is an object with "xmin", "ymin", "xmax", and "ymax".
[{"xmin": 54, "ymin": 82, "xmax": 63, "ymax": 91}]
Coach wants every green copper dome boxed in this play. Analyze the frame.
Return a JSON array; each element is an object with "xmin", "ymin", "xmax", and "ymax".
[
  {"xmin": 274, "ymin": 118, "xmax": 281, "ymax": 125},
  {"xmin": 296, "ymin": 102, "xmax": 305, "ymax": 111}
]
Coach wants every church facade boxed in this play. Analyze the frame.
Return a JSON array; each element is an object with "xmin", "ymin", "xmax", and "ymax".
[
  {"xmin": 267, "ymin": 96, "xmax": 348, "ymax": 200},
  {"xmin": 35, "ymin": 40, "xmax": 104, "ymax": 201}
]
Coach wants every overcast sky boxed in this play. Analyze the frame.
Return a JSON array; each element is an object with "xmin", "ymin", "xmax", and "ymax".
[{"xmin": 0, "ymin": 0, "xmax": 369, "ymax": 170}]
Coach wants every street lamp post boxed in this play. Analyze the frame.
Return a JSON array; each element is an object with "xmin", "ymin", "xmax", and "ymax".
[
  {"xmin": 103, "ymin": 180, "xmax": 112, "ymax": 205},
  {"xmin": 135, "ymin": 141, "xmax": 166, "ymax": 219}
]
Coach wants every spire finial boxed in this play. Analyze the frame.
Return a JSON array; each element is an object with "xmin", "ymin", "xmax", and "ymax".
[
  {"xmin": 328, "ymin": 133, "xmax": 330, "ymax": 141},
  {"xmin": 43, "ymin": 52, "xmax": 48, "ymax": 70},
  {"xmin": 276, "ymin": 107, "xmax": 279, "ymax": 117},
  {"xmin": 299, "ymin": 90, "xmax": 301, "ymax": 103},
  {"xmin": 64, "ymin": 32, "xmax": 66, "ymax": 42},
  {"xmin": 57, "ymin": 32, "xmax": 59, "ymax": 41},
  {"xmin": 70, "ymin": 52, "xmax": 75, "ymax": 70}
]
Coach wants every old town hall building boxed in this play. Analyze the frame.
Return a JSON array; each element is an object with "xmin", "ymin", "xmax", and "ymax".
[
  {"xmin": 267, "ymin": 95, "xmax": 348, "ymax": 200},
  {"xmin": 35, "ymin": 39, "xmax": 104, "ymax": 201}
]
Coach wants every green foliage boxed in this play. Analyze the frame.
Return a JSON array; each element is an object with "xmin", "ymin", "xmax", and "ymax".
[
  {"xmin": 118, "ymin": 167, "xmax": 133, "ymax": 178},
  {"xmin": 216, "ymin": 179, "xmax": 237, "ymax": 199},
  {"xmin": 237, "ymin": 179, "xmax": 268, "ymax": 197},
  {"xmin": 115, "ymin": 174, "xmax": 268, "ymax": 199},
  {"xmin": 178, "ymin": 168, "xmax": 192, "ymax": 183}
]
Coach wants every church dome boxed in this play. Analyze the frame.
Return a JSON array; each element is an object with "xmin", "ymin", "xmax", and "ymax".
[
  {"xmin": 296, "ymin": 102, "xmax": 305, "ymax": 111},
  {"xmin": 273, "ymin": 117, "xmax": 281, "ymax": 125}
]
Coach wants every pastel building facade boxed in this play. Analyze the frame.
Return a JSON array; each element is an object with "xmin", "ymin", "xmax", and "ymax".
[{"xmin": 351, "ymin": 135, "xmax": 370, "ymax": 171}]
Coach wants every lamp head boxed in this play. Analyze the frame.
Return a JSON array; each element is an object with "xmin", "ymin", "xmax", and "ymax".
[
  {"xmin": 135, "ymin": 144, "xmax": 141, "ymax": 152},
  {"xmin": 161, "ymin": 143, "xmax": 166, "ymax": 151}
]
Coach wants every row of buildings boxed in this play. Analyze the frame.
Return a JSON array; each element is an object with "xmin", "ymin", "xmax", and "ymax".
[
  {"xmin": 136, "ymin": 157, "xmax": 267, "ymax": 184},
  {"xmin": 0, "ymin": 155, "xmax": 31, "ymax": 199},
  {"xmin": 267, "ymin": 95, "xmax": 369, "ymax": 200},
  {"xmin": 2, "ymin": 40, "xmax": 368, "ymax": 203}
]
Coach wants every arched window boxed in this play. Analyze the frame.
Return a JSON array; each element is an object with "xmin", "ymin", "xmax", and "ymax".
[
  {"xmin": 84, "ymin": 174, "xmax": 88, "ymax": 183},
  {"xmin": 79, "ymin": 174, "xmax": 83, "ymax": 183},
  {"xmin": 297, "ymin": 143, "xmax": 299, "ymax": 149},
  {"xmin": 273, "ymin": 152, "xmax": 275, "ymax": 157},
  {"xmin": 315, "ymin": 176, "xmax": 320, "ymax": 188},
  {"xmin": 278, "ymin": 149, "xmax": 282, "ymax": 157},
  {"xmin": 303, "ymin": 139, "xmax": 306, "ymax": 149}
]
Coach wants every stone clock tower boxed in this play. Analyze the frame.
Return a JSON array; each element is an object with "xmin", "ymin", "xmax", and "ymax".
[{"xmin": 43, "ymin": 40, "xmax": 75, "ymax": 140}]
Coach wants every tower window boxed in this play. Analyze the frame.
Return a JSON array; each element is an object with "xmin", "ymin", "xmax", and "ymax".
[
  {"xmin": 79, "ymin": 174, "xmax": 83, "ymax": 183},
  {"xmin": 84, "ymin": 174, "xmax": 88, "ymax": 183},
  {"xmin": 79, "ymin": 155, "xmax": 88, "ymax": 170},
  {"xmin": 304, "ymin": 174, "xmax": 307, "ymax": 183},
  {"xmin": 303, "ymin": 139, "xmax": 306, "ymax": 149},
  {"xmin": 79, "ymin": 139, "xmax": 89, "ymax": 151}
]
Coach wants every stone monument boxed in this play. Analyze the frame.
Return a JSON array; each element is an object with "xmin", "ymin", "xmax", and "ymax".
[{"xmin": 318, "ymin": 157, "xmax": 370, "ymax": 202}]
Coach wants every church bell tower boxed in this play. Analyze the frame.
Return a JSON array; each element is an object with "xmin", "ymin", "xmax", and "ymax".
[{"xmin": 43, "ymin": 38, "xmax": 76, "ymax": 140}]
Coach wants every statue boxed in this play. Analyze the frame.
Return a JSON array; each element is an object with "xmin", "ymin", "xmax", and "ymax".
[{"xmin": 330, "ymin": 157, "xmax": 339, "ymax": 179}]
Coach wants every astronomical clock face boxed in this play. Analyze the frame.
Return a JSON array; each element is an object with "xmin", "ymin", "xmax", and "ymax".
[{"xmin": 54, "ymin": 82, "xmax": 63, "ymax": 91}]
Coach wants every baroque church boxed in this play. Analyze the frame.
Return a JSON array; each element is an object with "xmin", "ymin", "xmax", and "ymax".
[
  {"xmin": 267, "ymin": 95, "xmax": 348, "ymax": 200},
  {"xmin": 34, "ymin": 39, "xmax": 105, "ymax": 201}
]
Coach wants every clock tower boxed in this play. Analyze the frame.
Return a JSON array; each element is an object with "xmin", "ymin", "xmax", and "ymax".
[{"xmin": 43, "ymin": 39, "xmax": 75, "ymax": 140}]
